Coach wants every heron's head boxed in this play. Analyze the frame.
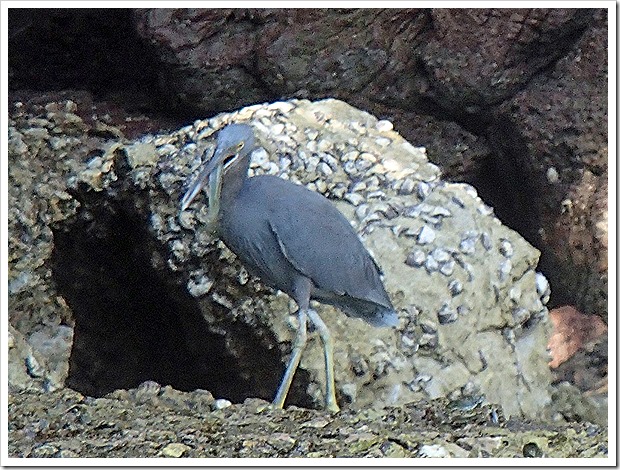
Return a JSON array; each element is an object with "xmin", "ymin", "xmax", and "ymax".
[{"xmin": 180, "ymin": 123, "xmax": 256, "ymax": 212}]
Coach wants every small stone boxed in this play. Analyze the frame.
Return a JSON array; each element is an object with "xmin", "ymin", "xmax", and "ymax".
[
  {"xmin": 418, "ymin": 444, "xmax": 450, "ymax": 458},
  {"xmin": 178, "ymin": 211, "xmax": 195, "ymax": 230},
  {"xmin": 398, "ymin": 178, "xmax": 415, "ymax": 195},
  {"xmin": 430, "ymin": 206, "xmax": 452, "ymax": 217},
  {"xmin": 498, "ymin": 260, "xmax": 513, "ymax": 282},
  {"xmin": 499, "ymin": 239, "xmax": 514, "ymax": 258},
  {"xmin": 301, "ymin": 416, "xmax": 331, "ymax": 429},
  {"xmin": 448, "ymin": 279, "xmax": 463, "ymax": 296},
  {"xmin": 317, "ymin": 139, "xmax": 332, "ymax": 152},
  {"xmin": 432, "ymin": 248, "xmax": 451, "ymax": 263},
  {"xmin": 355, "ymin": 204, "xmax": 370, "ymax": 220},
  {"xmin": 512, "ymin": 307, "xmax": 530, "ymax": 324},
  {"xmin": 437, "ymin": 304, "xmax": 458, "ymax": 324},
  {"xmin": 451, "ymin": 196, "xmax": 465, "ymax": 208},
  {"xmin": 459, "ymin": 237, "xmax": 476, "ymax": 254},
  {"xmin": 417, "ymin": 182, "xmax": 431, "ymax": 200},
  {"xmin": 536, "ymin": 273, "xmax": 551, "ymax": 297},
  {"xmin": 417, "ymin": 226, "xmax": 436, "ymax": 244},
  {"xmin": 340, "ymin": 382, "xmax": 358, "ymax": 403},
  {"xmin": 480, "ymin": 232, "xmax": 493, "ymax": 251},
  {"xmin": 425, "ymin": 255, "xmax": 439, "ymax": 272},
  {"xmin": 317, "ymin": 161, "xmax": 333, "ymax": 176},
  {"xmin": 30, "ymin": 444, "xmax": 59, "ymax": 458},
  {"xmin": 355, "ymin": 158, "xmax": 374, "ymax": 172},
  {"xmin": 546, "ymin": 167, "xmax": 559, "ymax": 184},
  {"xmin": 212, "ymin": 398, "xmax": 232, "ymax": 410},
  {"xmin": 343, "ymin": 160, "xmax": 357, "ymax": 174},
  {"xmin": 376, "ymin": 119, "xmax": 394, "ymax": 132},
  {"xmin": 342, "ymin": 150, "xmax": 360, "ymax": 161},
  {"xmin": 161, "ymin": 442, "xmax": 190, "ymax": 458},
  {"xmin": 25, "ymin": 355, "xmax": 44, "ymax": 378},
  {"xmin": 440, "ymin": 260, "xmax": 455, "ymax": 276},
  {"xmin": 272, "ymin": 123, "xmax": 285, "ymax": 135},
  {"xmin": 405, "ymin": 250, "xmax": 426, "ymax": 267},
  {"xmin": 456, "ymin": 305, "xmax": 469, "ymax": 316},
  {"xmin": 344, "ymin": 192, "xmax": 364, "ymax": 206},
  {"xmin": 478, "ymin": 204, "xmax": 494, "ymax": 216},
  {"xmin": 305, "ymin": 129, "xmax": 319, "ymax": 140},
  {"xmin": 315, "ymin": 179, "xmax": 328, "ymax": 193},
  {"xmin": 251, "ymin": 147, "xmax": 269, "ymax": 167}
]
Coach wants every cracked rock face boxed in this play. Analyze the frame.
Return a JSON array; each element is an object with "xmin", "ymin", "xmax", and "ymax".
[{"xmin": 8, "ymin": 97, "xmax": 552, "ymax": 417}]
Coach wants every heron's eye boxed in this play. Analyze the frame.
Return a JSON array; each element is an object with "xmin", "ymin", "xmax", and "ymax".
[{"xmin": 237, "ymin": 142, "xmax": 245, "ymax": 151}]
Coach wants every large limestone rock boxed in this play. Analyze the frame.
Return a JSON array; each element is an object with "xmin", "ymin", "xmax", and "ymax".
[{"xmin": 8, "ymin": 98, "xmax": 552, "ymax": 417}]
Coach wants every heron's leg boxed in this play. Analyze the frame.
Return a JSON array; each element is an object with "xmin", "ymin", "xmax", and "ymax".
[
  {"xmin": 272, "ymin": 308, "xmax": 307, "ymax": 409},
  {"xmin": 307, "ymin": 309, "xmax": 340, "ymax": 413}
]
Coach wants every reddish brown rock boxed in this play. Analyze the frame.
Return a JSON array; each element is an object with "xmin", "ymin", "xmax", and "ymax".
[{"xmin": 548, "ymin": 305, "xmax": 606, "ymax": 369}]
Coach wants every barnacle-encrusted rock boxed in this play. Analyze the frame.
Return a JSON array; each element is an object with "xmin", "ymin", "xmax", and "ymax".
[
  {"xmin": 141, "ymin": 98, "xmax": 552, "ymax": 417},
  {"xmin": 8, "ymin": 97, "xmax": 552, "ymax": 418}
]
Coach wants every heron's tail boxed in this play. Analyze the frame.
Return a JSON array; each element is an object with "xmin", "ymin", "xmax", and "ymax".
[{"xmin": 367, "ymin": 306, "xmax": 399, "ymax": 328}]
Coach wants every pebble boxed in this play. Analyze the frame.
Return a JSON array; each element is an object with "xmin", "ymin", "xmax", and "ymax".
[
  {"xmin": 448, "ymin": 279, "xmax": 463, "ymax": 296},
  {"xmin": 405, "ymin": 250, "xmax": 426, "ymax": 267},
  {"xmin": 477, "ymin": 204, "xmax": 494, "ymax": 216},
  {"xmin": 187, "ymin": 276, "xmax": 214, "ymax": 297},
  {"xmin": 212, "ymin": 398, "xmax": 232, "ymax": 410},
  {"xmin": 440, "ymin": 260, "xmax": 455, "ymax": 276},
  {"xmin": 251, "ymin": 147, "xmax": 270, "ymax": 167},
  {"xmin": 546, "ymin": 166, "xmax": 559, "ymax": 183},
  {"xmin": 459, "ymin": 237, "xmax": 476, "ymax": 254},
  {"xmin": 437, "ymin": 304, "xmax": 458, "ymax": 324},
  {"xmin": 418, "ymin": 444, "xmax": 450, "ymax": 458},
  {"xmin": 342, "ymin": 150, "xmax": 359, "ymax": 161},
  {"xmin": 416, "ymin": 181, "xmax": 431, "ymax": 200},
  {"xmin": 398, "ymin": 178, "xmax": 415, "ymax": 195},
  {"xmin": 161, "ymin": 442, "xmax": 190, "ymax": 458},
  {"xmin": 512, "ymin": 307, "xmax": 530, "ymax": 324},
  {"xmin": 355, "ymin": 204, "xmax": 370, "ymax": 220},
  {"xmin": 424, "ymin": 255, "xmax": 439, "ymax": 272},
  {"xmin": 417, "ymin": 225, "xmax": 436, "ymax": 244},
  {"xmin": 498, "ymin": 260, "xmax": 513, "ymax": 282},
  {"xmin": 431, "ymin": 248, "xmax": 451, "ymax": 263},
  {"xmin": 343, "ymin": 160, "xmax": 357, "ymax": 174},
  {"xmin": 451, "ymin": 196, "xmax": 466, "ymax": 208},
  {"xmin": 456, "ymin": 305, "xmax": 469, "ymax": 316},
  {"xmin": 536, "ymin": 273, "xmax": 551, "ymax": 297},
  {"xmin": 499, "ymin": 239, "xmax": 514, "ymax": 258},
  {"xmin": 480, "ymin": 232, "xmax": 493, "ymax": 251},
  {"xmin": 509, "ymin": 286, "xmax": 522, "ymax": 302},
  {"xmin": 316, "ymin": 162, "xmax": 333, "ymax": 176},
  {"xmin": 376, "ymin": 119, "xmax": 394, "ymax": 132},
  {"xmin": 431, "ymin": 206, "xmax": 452, "ymax": 217}
]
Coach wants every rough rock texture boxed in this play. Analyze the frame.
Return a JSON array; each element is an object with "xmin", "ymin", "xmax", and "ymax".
[
  {"xmin": 7, "ymin": 386, "xmax": 608, "ymax": 458},
  {"xmin": 9, "ymin": 8, "xmax": 608, "ymax": 322},
  {"xmin": 130, "ymin": 8, "xmax": 608, "ymax": 320},
  {"xmin": 548, "ymin": 306, "xmax": 607, "ymax": 369},
  {"xmin": 7, "ymin": 94, "xmax": 609, "ymax": 458},
  {"xmin": 9, "ymin": 97, "xmax": 552, "ymax": 420}
]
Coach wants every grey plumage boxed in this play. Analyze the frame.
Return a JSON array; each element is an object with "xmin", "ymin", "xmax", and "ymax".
[{"xmin": 180, "ymin": 123, "xmax": 397, "ymax": 412}]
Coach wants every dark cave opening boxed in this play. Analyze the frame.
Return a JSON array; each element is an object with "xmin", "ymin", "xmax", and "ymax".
[{"xmin": 50, "ymin": 190, "xmax": 314, "ymax": 408}]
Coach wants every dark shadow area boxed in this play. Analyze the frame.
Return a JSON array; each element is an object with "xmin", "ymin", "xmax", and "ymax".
[
  {"xmin": 50, "ymin": 187, "xmax": 314, "ymax": 408},
  {"xmin": 8, "ymin": 9, "xmax": 163, "ymax": 115}
]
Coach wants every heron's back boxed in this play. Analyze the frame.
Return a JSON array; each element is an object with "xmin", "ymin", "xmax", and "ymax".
[{"xmin": 219, "ymin": 175, "xmax": 397, "ymax": 327}]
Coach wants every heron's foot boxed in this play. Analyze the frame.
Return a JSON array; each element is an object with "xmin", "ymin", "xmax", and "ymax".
[
  {"xmin": 271, "ymin": 396, "xmax": 286, "ymax": 409},
  {"xmin": 326, "ymin": 396, "xmax": 340, "ymax": 413}
]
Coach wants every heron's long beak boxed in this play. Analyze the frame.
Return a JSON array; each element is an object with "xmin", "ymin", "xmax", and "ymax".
[{"xmin": 180, "ymin": 146, "xmax": 226, "ymax": 220}]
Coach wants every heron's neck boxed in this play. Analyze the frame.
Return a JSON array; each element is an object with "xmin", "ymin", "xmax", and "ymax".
[{"xmin": 219, "ymin": 154, "xmax": 251, "ymax": 207}]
